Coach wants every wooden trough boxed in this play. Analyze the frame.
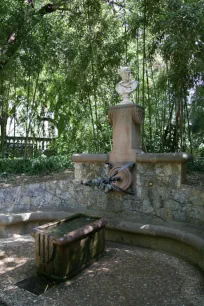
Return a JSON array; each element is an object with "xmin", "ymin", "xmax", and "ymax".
[{"xmin": 30, "ymin": 213, "xmax": 107, "ymax": 280}]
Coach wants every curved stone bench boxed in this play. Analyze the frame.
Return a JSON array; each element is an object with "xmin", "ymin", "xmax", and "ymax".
[
  {"xmin": 106, "ymin": 220, "xmax": 204, "ymax": 272},
  {"xmin": 0, "ymin": 211, "xmax": 203, "ymax": 272}
]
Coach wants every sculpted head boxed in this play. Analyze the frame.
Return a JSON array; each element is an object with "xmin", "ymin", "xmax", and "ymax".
[{"xmin": 119, "ymin": 67, "xmax": 132, "ymax": 81}]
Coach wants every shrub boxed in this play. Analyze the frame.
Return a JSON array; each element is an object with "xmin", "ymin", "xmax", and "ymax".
[
  {"xmin": 187, "ymin": 157, "xmax": 204, "ymax": 172},
  {"xmin": 0, "ymin": 155, "xmax": 73, "ymax": 176}
]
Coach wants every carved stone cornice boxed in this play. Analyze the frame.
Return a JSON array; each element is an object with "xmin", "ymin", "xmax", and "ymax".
[
  {"xmin": 72, "ymin": 154, "xmax": 108, "ymax": 163},
  {"xmin": 132, "ymin": 106, "xmax": 145, "ymax": 125},
  {"xmin": 108, "ymin": 104, "xmax": 145, "ymax": 126}
]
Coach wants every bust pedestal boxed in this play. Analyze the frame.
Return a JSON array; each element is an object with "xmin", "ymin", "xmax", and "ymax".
[{"xmin": 108, "ymin": 103, "xmax": 145, "ymax": 165}]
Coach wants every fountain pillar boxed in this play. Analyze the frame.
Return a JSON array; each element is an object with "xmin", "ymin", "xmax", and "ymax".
[{"xmin": 108, "ymin": 103, "xmax": 144, "ymax": 165}]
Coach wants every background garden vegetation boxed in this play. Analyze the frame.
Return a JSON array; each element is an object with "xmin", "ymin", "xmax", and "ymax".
[{"xmin": 0, "ymin": 0, "xmax": 204, "ymax": 174}]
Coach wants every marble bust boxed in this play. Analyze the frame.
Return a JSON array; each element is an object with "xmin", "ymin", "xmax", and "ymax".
[{"xmin": 115, "ymin": 67, "xmax": 138, "ymax": 104}]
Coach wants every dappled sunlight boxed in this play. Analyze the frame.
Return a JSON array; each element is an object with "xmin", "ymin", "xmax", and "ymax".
[
  {"xmin": 0, "ymin": 234, "xmax": 34, "ymax": 245},
  {"xmin": 0, "ymin": 238, "xmax": 202, "ymax": 305},
  {"xmin": 0, "ymin": 255, "xmax": 31, "ymax": 274},
  {"xmin": 88, "ymin": 261, "xmax": 112, "ymax": 275},
  {"xmin": 63, "ymin": 280, "xmax": 73, "ymax": 287},
  {"xmin": 182, "ymin": 153, "xmax": 189, "ymax": 159},
  {"xmin": 140, "ymin": 224, "xmax": 150, "ymax": 230},
  {"xmin": 18, "ymin": 213, "xmax": 32, "ymax": 221},
  {"xmin": 124, "ymin": 249, "xmax": 132, "ymax": 253},
  {"xmin": 100, "ymin": 267, "xmax": 110, "ymax": 272},
  {"xmin": 0, "ymin": 234, "xmax": 35, "ymax": 275},
  {"xmin": 0, "ymin": 250, "xmax": 6, "ymax": 258},
  {"xmin": 7, "ymin": 285, "xmax": 17, "ymax": 291},
  {"xmin": 2, "ymin": 213, "xmax": 32, "ymax": 222},
  {"xmin": 87, "ymin": 269, "xmax": 94, "ymax": 273},
  {"xmin": 0, "ymin": 183, "xmax": 12, "ymax": 188},
  {"xmin": 83, "ymin": 225, "xmax": 94, "ymax": 235}
]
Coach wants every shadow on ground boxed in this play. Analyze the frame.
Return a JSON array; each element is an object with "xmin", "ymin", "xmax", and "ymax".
[{"xmin": 0, "ymin": 235, "xmax": 203, "ymax": 306}]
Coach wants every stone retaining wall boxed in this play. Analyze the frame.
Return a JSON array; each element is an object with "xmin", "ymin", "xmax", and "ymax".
[
  {"xmin": 71, "ymin": 162, "xmax": 204, "ymax": 225},
  {"xmin": 0, "ymin": 167, "xmax": 203, "ymax": 225},
  {"xmin": 0, "ymin": 179, "xmax": 84, "ymax": 212}
]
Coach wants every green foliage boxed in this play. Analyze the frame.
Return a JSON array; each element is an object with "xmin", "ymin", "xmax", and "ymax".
[
  {"xmin": 0, "ymin": 0, "xmax": 203, "ymax": 162},
  {"xmin": 0, "ymin": 156, "xmax": 72, "ymax": 175},
  {"xmin": 187, "ymin": 158, "xmax": 204, "ymax": 172}
]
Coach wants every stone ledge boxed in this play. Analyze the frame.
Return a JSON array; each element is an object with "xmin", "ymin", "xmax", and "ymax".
[
  {"xmin": 0, "ymin": 210, "xmax": 203, "ymax": 271},
  {"xmin": 0, "ymin": 211, "xmax": 73, "ymax": 226},
  {"xmin": 108, "ymin": 103, "xmax": 144, "ymax": 110},
  {"xmin": 136, "ymin": 153, "xmax": 192, "ymax": 163},
  {"xmin": 106, "ymin": 220, "xmax": 204, "ymax": 271},
  {"xmin": 106, "ymin": 221, "xmax": 204, "ymax": 250},
  {"xmin": 72, "ymin": 154, "xmax": 108, "ymax": 163}
]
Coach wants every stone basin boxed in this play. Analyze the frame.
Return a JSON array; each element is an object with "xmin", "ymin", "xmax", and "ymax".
[{"xmin": 30, "ymin": 213, "xmax": 107, "ymax": 280}]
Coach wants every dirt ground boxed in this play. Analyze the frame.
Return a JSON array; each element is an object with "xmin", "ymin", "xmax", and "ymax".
[{"xmin": 0, "ymin": 235, "xmax": 204, "ymax": 306}]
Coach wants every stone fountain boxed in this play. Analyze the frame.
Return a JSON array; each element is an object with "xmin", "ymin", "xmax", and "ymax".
[
  {"xmin": 72, "ymin": 67, "xmax": 192, "ymax": 219},
  {"xmin": 0, "ymin": 67, "xmax": 203, "ymax": 298}
]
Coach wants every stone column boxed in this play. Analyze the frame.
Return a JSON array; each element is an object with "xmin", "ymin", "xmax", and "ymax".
[{"xmin": 108, "ymin": 103, "xmax": 145, "ymax": 165}]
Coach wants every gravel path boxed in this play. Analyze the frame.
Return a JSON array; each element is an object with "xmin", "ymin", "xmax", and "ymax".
[{"xmin": 0, "ymin": 235, "xmax": 203, "ymax": 306}]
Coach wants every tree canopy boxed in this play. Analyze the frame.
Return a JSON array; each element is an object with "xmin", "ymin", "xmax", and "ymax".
[{"xmin": 0, "ymin": 0, "xmax": 204, "ymax": 158}]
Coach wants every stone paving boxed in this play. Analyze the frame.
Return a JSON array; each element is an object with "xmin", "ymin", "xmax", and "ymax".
[{"xmin": 0, "ymin": 235, "xmax": 204, "ymax": 306}]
